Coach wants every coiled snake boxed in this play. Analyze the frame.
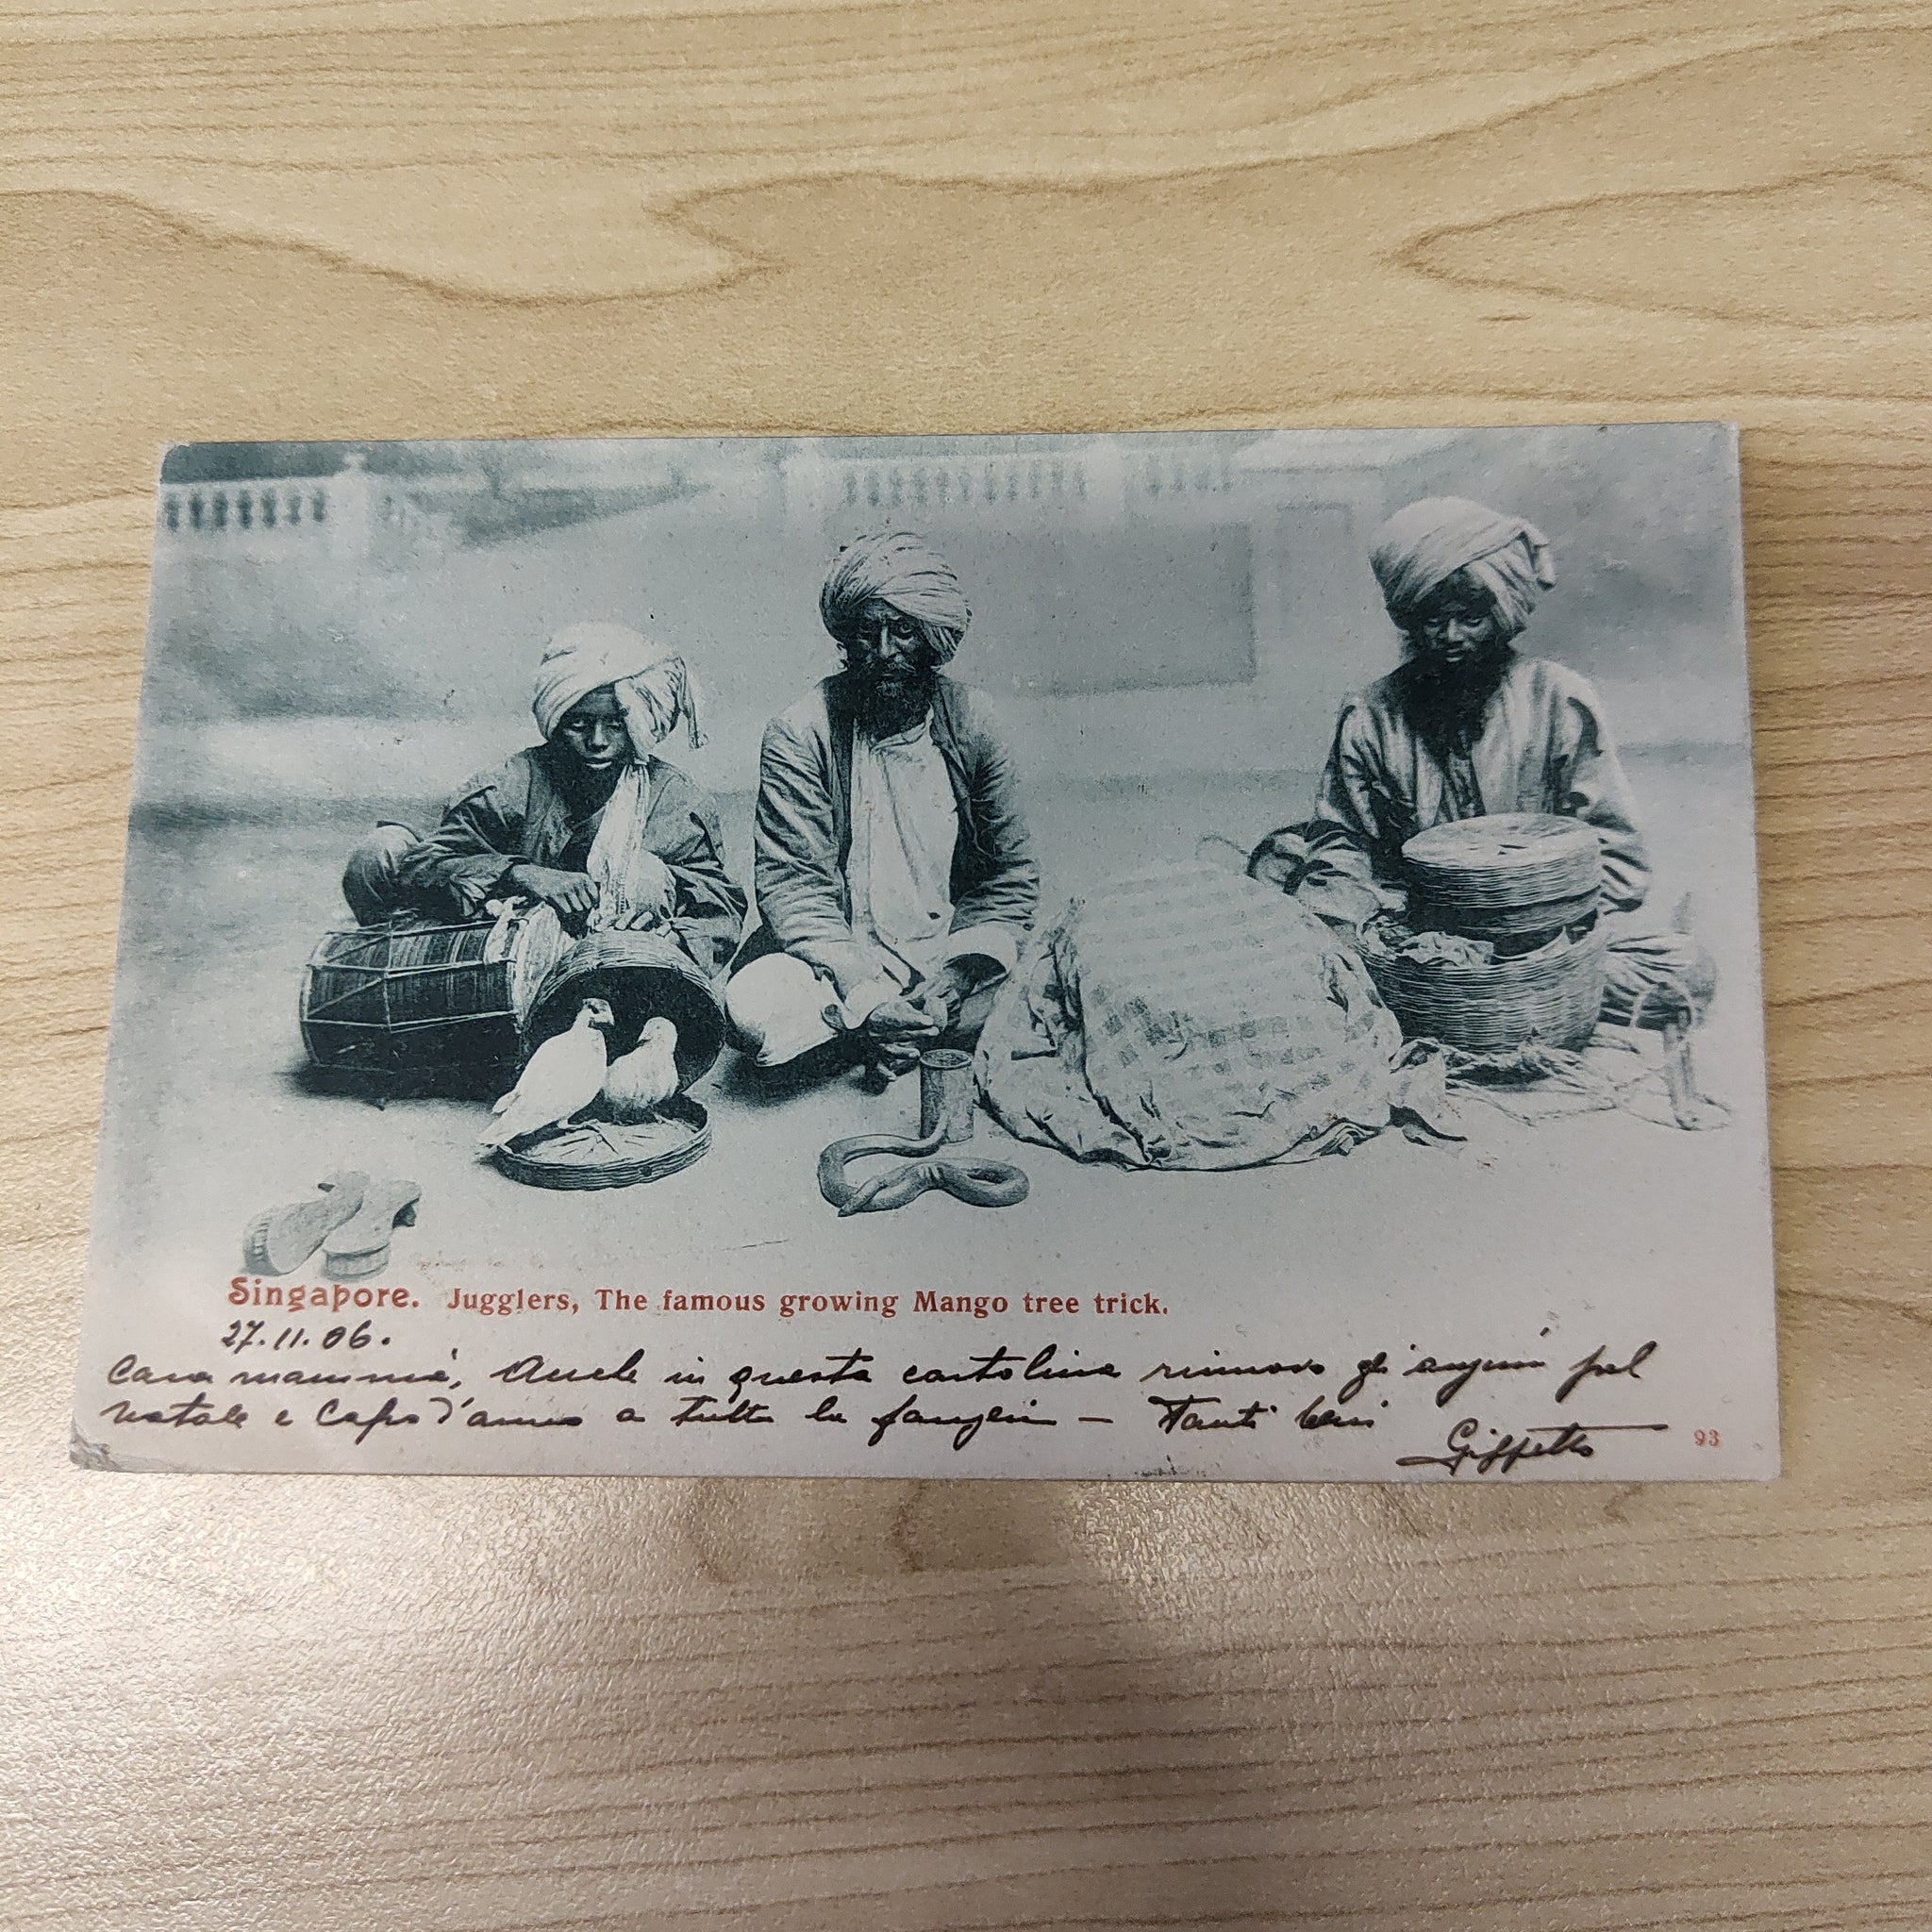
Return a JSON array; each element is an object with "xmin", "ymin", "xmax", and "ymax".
[{"xmin": 817, "ymin": 1125, "xmax": 1031, "ymax": 1216}]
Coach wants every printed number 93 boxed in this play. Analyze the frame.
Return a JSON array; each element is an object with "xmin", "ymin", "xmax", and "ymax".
[{"xmin": 1694, "ymin": 1428, "xmax": 1722, "ymax": 1448}]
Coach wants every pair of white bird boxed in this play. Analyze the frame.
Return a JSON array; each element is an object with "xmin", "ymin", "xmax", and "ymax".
[{"xmin": 476, "ymin": 1001, "xmax": 680, "ymax": 1154}]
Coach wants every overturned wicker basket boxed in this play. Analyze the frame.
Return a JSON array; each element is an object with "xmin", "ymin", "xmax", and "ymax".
[
  {"xmin": 492, "ymin": 929, "xmax": 725, "ymax": 1190},
  {"xmin": 1363, "ymin": 921, "xmax": 1609, "ymax": 1053},
  {"xmin": 525, "ymin": 928, "xmax": 725, "ymax": 1088}
]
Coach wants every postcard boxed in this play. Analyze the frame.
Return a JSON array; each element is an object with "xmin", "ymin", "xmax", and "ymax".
[{"xmin": 73, "ymin": 425, "xmax": 1777, "ymax": 1478}]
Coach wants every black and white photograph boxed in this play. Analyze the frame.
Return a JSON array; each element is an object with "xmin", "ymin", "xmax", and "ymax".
[{"xmin": 75, "ymin": 425, "xmax": 1777, "ymax": 1479}]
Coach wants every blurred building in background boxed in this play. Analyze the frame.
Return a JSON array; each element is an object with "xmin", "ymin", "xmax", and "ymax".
[{"xmin": 137, "ymin": 428, "xmax": 1747, "ymax": 817}]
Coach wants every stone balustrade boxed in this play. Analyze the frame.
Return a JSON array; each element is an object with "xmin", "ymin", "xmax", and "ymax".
[{"xmin": 159, "ymin": 481, "xmax": 331, "ymax": 536}]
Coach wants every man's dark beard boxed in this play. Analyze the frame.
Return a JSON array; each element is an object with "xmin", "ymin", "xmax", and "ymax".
[
  {"xmin": 850, "ymin": 658, "xmax": 941, "ymax": 739},
  {"xmin": 1391, "ymin": 638, "xmax": 1517, "ymax": 764}
]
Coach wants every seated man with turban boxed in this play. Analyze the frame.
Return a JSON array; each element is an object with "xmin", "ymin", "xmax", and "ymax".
[
  {"xmin": 1309, "ymin": 494, "xmax": 1650, "ymax": 911},
  {"xmin": 724, "ymin": 531, "xmax": 1040, "ymax": 1080},
  {"xmin": 341, "ymin": 623, "xmax": 747, "ymax": 974}
]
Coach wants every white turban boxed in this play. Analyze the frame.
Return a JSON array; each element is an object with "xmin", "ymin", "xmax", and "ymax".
[
  {"xmin": 530, "ymin": 623, "xmax": 705, "ymax": 751},
  {"xmin": 1370, "ymin": 496, "xmax": 1556, "ymax": 642}
]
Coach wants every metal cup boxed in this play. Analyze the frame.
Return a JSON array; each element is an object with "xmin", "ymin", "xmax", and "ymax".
[{"xmin": 918, "ymin": 1048, "xmax": 976, "ymax": 1145}]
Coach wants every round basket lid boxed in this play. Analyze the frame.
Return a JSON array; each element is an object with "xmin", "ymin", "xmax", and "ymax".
[
  {"xmin": 1402, "ymin": 813, "xmax": 1600, "ymax": 910},
  {"xmin": 526, "ymin": 930, "xmax": 725, "ymax": 1091},
  {"xmin": 492, "ymin": 1094, "xmax": 710, "ymax": 1190}
]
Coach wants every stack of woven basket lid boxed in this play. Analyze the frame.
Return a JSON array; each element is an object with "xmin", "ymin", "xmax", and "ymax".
[
  {"xmin": 1404, "ymin": 814, "xmax": 1602, "ymax": 943},
  {"xmin": 1365, "ymin": 812, "xmax": 1608, "ymax": 1052}
]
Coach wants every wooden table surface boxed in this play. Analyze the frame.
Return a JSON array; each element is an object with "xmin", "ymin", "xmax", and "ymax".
[{"xmin": 4, "ymin": 3, "xmax": 1930, "ymax": 1926}]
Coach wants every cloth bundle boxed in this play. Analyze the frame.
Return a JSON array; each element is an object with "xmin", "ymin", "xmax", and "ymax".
[{"xmin": 976, "ymin": 861, "xmax": 1449, "ymax": 1170}]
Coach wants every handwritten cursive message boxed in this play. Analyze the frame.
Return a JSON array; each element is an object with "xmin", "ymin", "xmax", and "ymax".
[{"xmin": 80, "ymin": 1302, "xmax": 1681, "ymax": 1476}]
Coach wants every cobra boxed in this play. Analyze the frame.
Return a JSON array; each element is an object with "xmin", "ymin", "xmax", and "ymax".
[{"xmin": 816, "ymin": 1128, "xmax": 1031, "ymax": 1217}]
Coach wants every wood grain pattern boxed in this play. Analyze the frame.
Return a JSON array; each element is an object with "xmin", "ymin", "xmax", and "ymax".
[{"xmin": 4, "ymin": 2, "xmax": 1930, "ymax": 1925}]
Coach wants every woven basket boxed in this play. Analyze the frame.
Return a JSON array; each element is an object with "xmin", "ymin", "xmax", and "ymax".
[
  {"xmin": 1404, "ymin": 813, "xmax": 1601, "ymax": 941},
  {"xmin": 1363, "ymin": 921, "xmax": 1609, "ymax": 1052},
  {"xmin": 492, "ymin": 1093, "xmax": 711, "ymax": 1190},
  {"xmin": 526, "ymin": 928, "xmax": 725, "ymax": 1092}
]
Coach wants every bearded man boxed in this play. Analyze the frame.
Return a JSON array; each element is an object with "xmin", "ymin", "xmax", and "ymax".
[
  {"xmin": 724, "ymin": 531, "xmax": 1039, "ymax": 1080},
  {"xmin": 1310, "ymin": 494, "xmax": 1650, "ymax": 911}
]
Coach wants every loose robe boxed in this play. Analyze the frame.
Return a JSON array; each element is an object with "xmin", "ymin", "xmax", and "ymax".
[
  {"xmin": 396, "ymin": 743, "xmax": 746, "ymax": 974},
  {"xmin": 1313, "ymin": 655, "xmax": 1651, "ymax": 911},
  {"xmin": 733, "ymin": 672, "xmax": 1039, "ymax": 1001}
]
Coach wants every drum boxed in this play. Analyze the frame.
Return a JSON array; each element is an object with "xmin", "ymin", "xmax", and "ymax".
[{"xmin": 299, "ymin": 901, "xmax": 569, "ymax": 1091}]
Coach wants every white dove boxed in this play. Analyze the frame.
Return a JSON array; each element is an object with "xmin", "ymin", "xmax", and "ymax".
[
  {"xmin": 477, "ymin": 998, "xmax": 615, "ymax": 1154},
  {"xmin": 602, "ymin": 1016, "xmax": 679, "ymax": 1124}
]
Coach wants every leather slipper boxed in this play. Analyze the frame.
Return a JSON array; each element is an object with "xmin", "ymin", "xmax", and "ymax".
[
  {"xmin": 323, "ymin": 1178, "xmax": 423, "ymax": 1283},
  {"xmin": 242, "ymin": 1171, "xmax": 370, "ymax": 1275}
]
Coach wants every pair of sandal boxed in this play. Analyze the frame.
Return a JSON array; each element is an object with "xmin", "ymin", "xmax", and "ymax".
[{"xmin": 242, "ymin": 1171, "xmax": 422, "ymax": 1281}]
